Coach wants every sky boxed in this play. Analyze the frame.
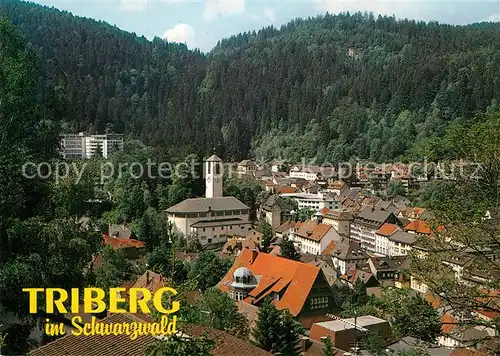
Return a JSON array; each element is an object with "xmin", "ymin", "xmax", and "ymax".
[{"xmin": 31, "ymin": 0, "xmax": 500, "ymax": 52}]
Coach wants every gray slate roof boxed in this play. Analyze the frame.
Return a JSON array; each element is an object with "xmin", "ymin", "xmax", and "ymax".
[
  {"xmin": 329, "ymin": 238, "xmax": 369, "ymax": 261},
  {"xmin": 166, "ymin": 196, "xmax": 249, "ymax": 213},
  {"xmin": 356, "ymin": 206, "xmax": 394, "ymax": 224},
  {"xmin": 388, "ymin": 230, "xmax": 417, "ymax": 245}
]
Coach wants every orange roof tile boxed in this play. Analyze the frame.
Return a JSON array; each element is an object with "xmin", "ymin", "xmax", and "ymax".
[
  {"xmin": 279, "ymin": 186, "xmax": 298, "ymax": 194},
  {"xmin": 218, "ymin": 249, "xmax": 320, "ymax": 316},
  {"xmin": 103, "ymin": 234, "xmax": 145, "ymax": 249},
  {"xmin": 424, "ymin": 293, "xmax": 441, "ymax": 310},
  {"xmin": 441, "ymin": 313, "xmax": 458, "ymax": 334},
  {"xmin": 376, "ymin": 223, "xmax": 399, "ymax": 237},
  {"xmin": 404, "ymin": 220, "xmax": 432, "ymax": 235}
]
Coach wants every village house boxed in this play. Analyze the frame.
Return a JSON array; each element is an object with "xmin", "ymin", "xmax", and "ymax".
[
  {"xmin": 309, "ymin": 316, "xmax": 391, "ymax": 352},
  {"xmin": 258, "ymin": 194, "xmax": 291, "ymax": 229},
  {"xmin": 339, "ymin": 267, "xmax": 380, "ymax": 289},
  {"xmin": 281, "ymin": 191, "xmax": 341, "ymax": 211},
  {"xmin": 101, "ymin": 234, "xmax": 146, "ymax": 260},
  {"xmin": 218, "ymin": 249, "xmax": 336, "ymax": 328},
  {"xmin": 237, "ymin": 159, "xmax": 258, "ymax": 175},
  {"xmin": 367, "ymin": 256, "xmax": 408, "ymax": 286},
  {"xmin": 350, "ymin": 206, "xmax": 401, "ymax": 253},
  {"xmin": 289, "ymin": 218, "xmax": 342, "ymax": 255},
  {"xmin": 326, "ymin": 238, "xmax": 369, "ymax": 275},
  {"xmin": 398, "ymin": 207, "xmax": 428, "ymax": 221},
  {"xmin": 222, "ymin": 230, "xmax": 262, "ymax": 256},
  {"xmin": 166, "ymin": 155, "xmax": 251, "ymax": 247},
  {"xmin": 325, "ymin": 180, "xmax": 347, "ymax": 195},
  {"xmin": 108, "ymin": 224, "xmax": 135, "ymax": 239},
  {"xmin": 275, "ymin": 220, "xmax": 296, "ymax": 240},
  {"xmin": 374, "ymin": 223, "xmax": 417, "ymax": 256},
  {"xmin": 321, "ymin": 209, "xmax": 353, "ymax": 237},
  {"xmin": 404, "ymin": 219, "xmax": 433, "ymax": 236}
]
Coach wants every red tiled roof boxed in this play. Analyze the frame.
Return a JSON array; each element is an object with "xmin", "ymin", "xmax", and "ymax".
[
  {"xmin": 424, "ymin": 293, "xmax": 441, "ymax": 310},
  {"xmin": 404, "ymin": 220, "xmax": 432, "ymax": 235},
  {"xmin": 475, "ymin": 309, "xmax": 498, "ymax": 320},
  {"xmin": 441, "ymin": 313, "xmax": 458, "ymax": 334},
  {"xmin": 218, "ymin": 249, "xmax": 320, "ymax": 316},
  {"xmin": 279, "ymin": 186, "xmax": 298, "ymax": 194},
  {"xmin": 320, "ymin": 207, "xmax": 330, "ymax": 215},
  {"xmin": 102, "ymin": 234, "xmax": 145, "ymax": 249},
  {"xmin": 375, "ymin": 223, "xmax": 399, "ymax": 237}
]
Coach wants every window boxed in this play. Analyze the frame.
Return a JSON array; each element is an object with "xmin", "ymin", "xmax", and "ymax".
[
  {"xmin": 212, "ymin": 227, "xmax": 215, "ymax": 231},
  {"xmin": 203, "ymin": 228, "xmax": 206, "ymax": 232},
  {"xmin": 215, "ymin": 163, "xmax": 220, "ymax": 175},
  {"xmin": 221, "ymin": 227, "xmax": 224, "ymax": 231},
  {"xmin": 208, "ymin": 238, "xmax": 212, "ymax": 243},
  {"xmin": 208, "ymin": 164, "xmax": 211, "ymax": 174},
  {"xmin": 230, "ymin": 225, "xmax": 232, "ymax": 230}
]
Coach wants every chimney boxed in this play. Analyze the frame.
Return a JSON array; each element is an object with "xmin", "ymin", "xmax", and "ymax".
[
  {"xmin": 301, "ymin": 336, "xmax": 310, "ymax": 353},
  {"xmin": 251, "ymin": 249, "xmax": 258, "ymax": 264}
]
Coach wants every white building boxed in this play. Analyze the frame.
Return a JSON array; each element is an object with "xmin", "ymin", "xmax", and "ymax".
[
  {"xmin": 281, "ymin": 192, "xmax": 341, "ymax": 211},
  {"xmin": 289, "ymin": 165, "xmax": 335, "ymax": 181},
  {"xmin": 60, "ymin": 132, "xmax": 123, "ymax": 159},
  {"xmin": 237, "ymin": 159, "xmax": 258, "ymax": 175},
  {"xmin": 166, "ymin": 154, "xmax": 251, "ymax": 246},
  {"xmin": 350, "ymin": 206, "xmax": 400, "ymax": 253},
  {"xmin": 289, "ymin": 219, "xmax": 341, "ymax": 255},
  {"xmin": 60, "ymin": 133, "xmax": 86, "ymax": 159},
  {"xmin": 374, "ymin": 223, "xmax": 417, "ymax": 256}
]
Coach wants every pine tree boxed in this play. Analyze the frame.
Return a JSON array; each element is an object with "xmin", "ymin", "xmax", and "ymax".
[
  {"xmin": 322, "ymin": 336, "xmax": 334, "ymax": 356},
  {"xmin": 279, "ymin": 237, "xmax": 301, "ymax": 261}
]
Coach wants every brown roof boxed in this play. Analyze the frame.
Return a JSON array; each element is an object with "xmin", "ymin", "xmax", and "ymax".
[
  {"xmin": 295, "ymin": 221, "xmax": 332, "ymax": 242},
  {"xmin": 127, "ymin": 270, "xmax": 165, "ymax": 298},
  {"xmin": 30, "ymin": 313, "xmax": 271, "ymax": 356},
  {"xmin": 275, "ymin": 221, "xmax": 295, "ymax": 233},
  {"xmin": 30, "ymin": 314, "xmax": 155, "ymax": 356},
  {"xmin": 218, "ymin": 249, "xmax": 320, "ymax": 316}
]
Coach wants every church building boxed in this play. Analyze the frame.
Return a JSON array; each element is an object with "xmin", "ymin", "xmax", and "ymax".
[{"xmin": 166, "ymin": 154, "xmax": 252, "ymax": 246}]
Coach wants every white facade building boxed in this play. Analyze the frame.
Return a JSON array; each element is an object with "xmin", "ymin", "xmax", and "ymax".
[
  {"xmin": 281, "ymin": 192, "xmax": 341, "ymax": 211},
  {"xmin": 60, "ymin": 132, "xmax": 123, "ymax": 159},
  {"xmin": 289, "ymin": 220, "xmax": 341, "ymax": 255}
]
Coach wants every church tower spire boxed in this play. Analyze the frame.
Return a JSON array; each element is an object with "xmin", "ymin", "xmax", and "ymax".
[{"xmin": 205, "ymin": 154, "xmax": 223, "ymax": 198}]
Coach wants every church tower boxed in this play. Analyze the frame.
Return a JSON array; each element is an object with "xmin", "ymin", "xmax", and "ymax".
[{"xmin": 205, "ymin": 154, "xmax": 223, "ymax": 198}]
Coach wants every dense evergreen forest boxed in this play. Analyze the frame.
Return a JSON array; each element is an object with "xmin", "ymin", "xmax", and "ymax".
[{"xmin": 2, "ymin": 0, "xmax": 500, "ymax": 162}]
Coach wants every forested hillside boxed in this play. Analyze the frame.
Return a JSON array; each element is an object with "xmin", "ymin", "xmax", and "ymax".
[{"xmin": 3, "ymin": 0, "xmax": 500, "ymax": 162}]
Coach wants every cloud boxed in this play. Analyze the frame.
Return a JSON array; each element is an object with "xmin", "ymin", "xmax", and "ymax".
[
  {"xmin": 204, "ymin": 0, "xmax": 245, "ymax": 21},
  {"xmin": 163, "ymin": 23, "xmax": 196, "ymax": 47},
  {"xmin": 264, "ymin": 8, "xmax": 277, "ymax": 24},
  {"xmin": 489, "ymin": 12, "xmax": 500, "ymax": 21},
  {"xmin": 120, "ymin": 0, "xmax": 148, "ymax": 11}
]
